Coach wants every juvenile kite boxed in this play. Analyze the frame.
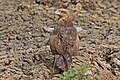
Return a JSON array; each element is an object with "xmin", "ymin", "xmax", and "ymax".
[{"xmin": 50, "ymin": 8, "xmax": 79, "ymax": 72}]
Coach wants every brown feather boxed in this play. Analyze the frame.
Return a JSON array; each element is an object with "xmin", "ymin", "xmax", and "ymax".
[{"xmin": 50, "ymin": 8, "xmax": 79, "ymax": 72}]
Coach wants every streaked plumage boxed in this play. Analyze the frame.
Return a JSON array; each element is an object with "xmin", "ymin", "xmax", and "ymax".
[{"xmin": 50, "ymin": 8, "xmax": 79, "ymax": 72}]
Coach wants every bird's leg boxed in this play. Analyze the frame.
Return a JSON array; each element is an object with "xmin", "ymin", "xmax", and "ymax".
[
  {"xmin": 69, "ymin": 53, "xmax": 72, "ymax": 63},
  {"xmin": 53, "ymin": 56, "xmax": 56, "ymax": 73}
]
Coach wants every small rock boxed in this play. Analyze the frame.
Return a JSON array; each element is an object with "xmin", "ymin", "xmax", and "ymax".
[
  {"xmin": 62, "ymin": 0, "xmax": 68, "ymax": 2},
  {"xmin": 75, "ymin": 3, "xmax": 82, "ymax": 12},
  {"xmin": 108, "ymin": 8, "xmax": 117, "ymax": 13},
  {"xmin": 34, "ymin": 54, "xmax": 40, "ymax": 61},
  {"xmin": 112, "ymin": 58, "xmax": 120, "ymax": 66},
  {"xmin": 36, "ymin": 0, "xmax": 41, "ymax": 3},
  {"xmin": 21, "ymin": 13, "xmax": 31, "ymax": 21},
  {"xmin": 85, "ymin": 70, "xmax": 93, "ymax": 76},
  {"xmin": 51, "ymin": 77, "xmax": 60, "ymax": 80},
  {"xmin": 4, "ymin": 59, "xmax": 11, "ymax": 65},
  {"xmin": 27, "ymin": 48, "xmax": 33, "ymax": 53}
]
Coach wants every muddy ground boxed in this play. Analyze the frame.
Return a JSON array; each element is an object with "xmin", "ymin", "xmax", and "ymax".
[{"xmin": 0, "ymin": 0, "xmax": 120, "ymax": 80}]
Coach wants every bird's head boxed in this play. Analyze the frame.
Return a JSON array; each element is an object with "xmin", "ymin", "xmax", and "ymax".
[
  {"xmin": 55, "ymin": 8, "xmax": 73, "ymax": 27},
  {"xmin": 55, "ymin": 8, "xmax": 70, "ymax": 18}
]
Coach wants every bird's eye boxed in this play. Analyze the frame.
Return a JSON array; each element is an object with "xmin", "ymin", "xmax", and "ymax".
[{"xmin": 60, "ymin": 11, "xmax": 64, "ymax": 13}]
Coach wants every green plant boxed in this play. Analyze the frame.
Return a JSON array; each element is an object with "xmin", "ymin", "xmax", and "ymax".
[{"xmin": 59, "ymin": 63, "xmax": 93, "ymax": 80}]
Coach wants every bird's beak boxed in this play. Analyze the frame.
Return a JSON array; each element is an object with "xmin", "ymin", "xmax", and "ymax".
[{"xmin": 55, "ymin": 10, "xmax": 61, "ymax": 14}]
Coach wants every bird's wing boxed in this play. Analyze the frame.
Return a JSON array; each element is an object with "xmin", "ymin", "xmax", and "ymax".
[
  {"xmin": 50, "ymin": 26, "xmax": 78, "ymax": 55},
  {"xmin": 59, "ymin": 27, "xmax": 77, "ymax": 46}
]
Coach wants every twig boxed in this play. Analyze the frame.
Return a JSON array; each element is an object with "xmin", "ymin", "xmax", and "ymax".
[{"xmin": 43, "ymin": 27, "xmax": 83, "ymax": 33}]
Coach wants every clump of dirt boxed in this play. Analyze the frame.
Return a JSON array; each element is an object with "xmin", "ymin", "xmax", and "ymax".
[{"xmin": 0, "ymin": 0, "xmax": 120, "ymax": 80}]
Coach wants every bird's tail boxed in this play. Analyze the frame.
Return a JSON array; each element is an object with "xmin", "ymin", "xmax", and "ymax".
[{"xmin": 53, "ymin": 51, "xmax": 72, "ymax": 72}]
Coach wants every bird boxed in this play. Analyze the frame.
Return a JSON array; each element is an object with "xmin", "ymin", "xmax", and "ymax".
[{"xmin": 50, "ymin": 8, "xmax": 79, "ymax": 72}]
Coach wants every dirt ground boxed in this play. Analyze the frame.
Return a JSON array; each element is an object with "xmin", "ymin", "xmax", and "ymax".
[{"xmin": 0, "ymin": 0, "xmax": 120, "ymax": 80}]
